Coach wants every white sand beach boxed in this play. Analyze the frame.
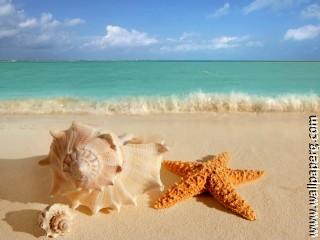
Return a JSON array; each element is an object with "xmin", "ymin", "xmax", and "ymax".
[{"xmin": 0, "ymin": 113, "xmax": 309, "ymax": 239}]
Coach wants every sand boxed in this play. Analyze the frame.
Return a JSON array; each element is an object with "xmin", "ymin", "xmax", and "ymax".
[{"xmin": 0, "ymin": 113, "xmax": 310, "ymax": 239}]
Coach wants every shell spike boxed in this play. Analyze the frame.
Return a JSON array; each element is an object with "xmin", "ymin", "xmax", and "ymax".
[
  {"xmin": 49, "ymin": 130, "xmax": 64, "ymax": 139},
  {"xmin": 131, "ymin": 198, "xmax": 138, "ymax": 206},
  {"xmin": 115, "ymin": 205, "xmax": 121, "ymax": 212},
  {"xmin": 91, "ymin": 206, "xmax": 101, "ymax": 215},
  {"xmin": 118, "ymin": 133, "xmax": 134, "ymax": 145},
  {"xmin": 111, "ymin": 203, "xmax": 121, "ymax": 212},
  {"xmin": 71, "ymin": 200, "xmax": 80, "ymax": 209},
  {"xmin": 71, "ymin": 121, "xmax": 87, "ymax": 129},
  {"xmin": 71, "ymin": 121, "xmax": 100, "ymax": 134},
  {"xmin": 156, "ymin": 143, "xmax": 169, "ymax": 154}
]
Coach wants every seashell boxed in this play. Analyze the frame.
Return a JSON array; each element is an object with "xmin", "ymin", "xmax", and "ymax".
[
  {"xmin": 48, "ymin": 122, "xmax": 123, "ymax": 195},
  {"xmin": 38, "ymin": 204, "xmax": 74, "ymax": 238},
  {"xmin": 47, "ymin": 122, "xmax": 167, "ymax": 214}
]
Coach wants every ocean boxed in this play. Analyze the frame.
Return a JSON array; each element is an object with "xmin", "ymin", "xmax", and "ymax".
[{"xmin": 0, "ymin": 61, "xmax": 319, "ymax": 114}]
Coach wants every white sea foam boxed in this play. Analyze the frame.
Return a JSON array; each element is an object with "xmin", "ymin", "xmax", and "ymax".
[{"xmin": 0, "ymin": 92, "xmax": 319, "ymax": 114}]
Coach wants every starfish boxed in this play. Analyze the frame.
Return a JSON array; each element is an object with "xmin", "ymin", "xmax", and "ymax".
[{"xmin": 154, "ymin": 152, "xmax": 264, "ymax": 220}]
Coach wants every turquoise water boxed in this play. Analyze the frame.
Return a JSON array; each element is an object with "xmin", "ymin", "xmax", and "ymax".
[
  {"xmin": 0, "ymin": 61, "xmax": 319, "ymax": 113},
  {"xmin": 1, "ymin": 61, "xmax": 319, "ymax": 98}
]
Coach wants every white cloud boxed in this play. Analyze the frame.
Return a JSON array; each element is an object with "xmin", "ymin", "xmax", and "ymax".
[
  {"xmin": 284, "ymin": 25, "xmax": 320, "ymax": 41},
  {"xmin": 0, "ymin": 0, "xmax": 85, "ymax": 50},
  {"xmin": 208, "ymin": 3, "xmax": 230, "ymax": 18},
  {"xmin": 244, "ymin": 0, "xmax": 304, "ymax": 14},
  {"xmin": 40, "ymin": 13, "xmax": 60, "ymax": 30},
  {"xmin": 40, "ymin": 12, "xmax": 54, "ymax": 24},
  {"xmin": 246, "ymin": 40, "xmax": 264, "ymax": 47},
  {"xmin": 161, "ymin": 33, "xmax": 260, "ymax": 52},
  {"xmin": 88, "ymin": 25, "xmax": 158, "ymax": 48},
  {"xmin": 212, "ymin": 36, "xmax": 241, "ymax": 49},
  {"xmin": 301, "ymin": 4, "xmax": 320, "ymax": 19},
  {"xmin": 160, "ymin": 44, "xmax": 198, "ymax": 52},
  {"xmin": 0, "ymin": 28, "xmax": 18, "ymax": 39},
  {"xmin": 64, "ymin": 18, "xmax": 85, "ymax": 26},
  {"xmin": 19, "ymin": 18, "xmax": 37, "ymax": 28},
  {"xmin": 0, "ymin": 0, "xmax": 14, "ymax": 16},
  {"xmin": 179, "ymin": 32, "xmax": 196, "ymax": 41}
]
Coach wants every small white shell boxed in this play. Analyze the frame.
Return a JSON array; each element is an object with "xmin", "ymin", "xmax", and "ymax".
[{"xmin": 38, "ymin": 204, "xmax": 74, "ymax": 238}]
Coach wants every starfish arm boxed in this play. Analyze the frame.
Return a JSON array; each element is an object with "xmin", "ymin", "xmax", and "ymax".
[
  {"xmin": 154, "ymin": 172, "xmax": 208, "ymax": 209},
  {"xmin": 207, "ymin": 152, "xmax": 230, "ymax": 167},
  {"xmin": 163, "ymin": 160, "xmax": 203, "ymax": 177},
  {"xmin": 207, "ymin": 172, "xmax": 256, "ymax": 220},
  {"xmin": 226, "ymin": 169, "xmax": 265, "ymax": 185},
  {"xmin": 38, "ymin": 156, "xmax": 50, "ymax": 165}
]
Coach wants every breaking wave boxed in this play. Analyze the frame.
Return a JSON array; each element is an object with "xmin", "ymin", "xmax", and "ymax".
[{"xmin": 0, "ymin": 92, "xmax": 319, "ymax": 114}]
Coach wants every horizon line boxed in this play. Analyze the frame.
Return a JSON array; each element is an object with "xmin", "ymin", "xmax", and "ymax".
[{"xmin": 1, "ymin": 59, "xmax": 320, "ymax": 62}]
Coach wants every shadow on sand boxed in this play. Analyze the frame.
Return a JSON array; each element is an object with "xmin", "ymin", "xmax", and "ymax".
[
  {"xmin": 3, "ymin": 209, "xmax": 43, "ymax": 238},
  {"xmin": 0, "ymin": 155, "xmax": 60, "ymax": 237},
  {"xmin": 0, "ymin": 156, "xmax": 53, "ymax": 205}
]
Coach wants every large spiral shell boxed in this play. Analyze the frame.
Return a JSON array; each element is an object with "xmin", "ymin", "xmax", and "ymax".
[
  {"xmin": 48, "ymin": 122, "xmax": 123, "ymax": 195},
  {"xmin": 46, "ymin": 122, "xmax": 167, "ymax": 214},
  {"xmin": 38, "ymin": 204, "xmax": 74, "ymax": 238}
]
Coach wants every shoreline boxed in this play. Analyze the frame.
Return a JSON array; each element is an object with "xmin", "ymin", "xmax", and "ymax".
[{"xmin": 0, "ymin": 92, "xmax": 319, "ymax": 114}]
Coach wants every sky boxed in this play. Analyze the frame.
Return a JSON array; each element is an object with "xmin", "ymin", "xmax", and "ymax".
[{"xmin": 0, "ymin": 0, "xmax": 320, "ymax": 60}]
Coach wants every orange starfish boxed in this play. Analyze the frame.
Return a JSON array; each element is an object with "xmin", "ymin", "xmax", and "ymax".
[{"xmin": 154, "ymin": 152, "xmax": 264, "ymax": 220}]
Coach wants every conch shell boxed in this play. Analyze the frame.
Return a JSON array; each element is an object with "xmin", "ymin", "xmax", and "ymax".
[
  {"xmin": 46, "ymin": 122, "xmax": 167, "ymax": 214},
  {"xmin": 38, "ymin": 204, "xmax": 74, "ymax": 238}
]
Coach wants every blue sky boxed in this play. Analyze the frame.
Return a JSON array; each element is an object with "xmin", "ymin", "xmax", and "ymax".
[{"xmin": 0, "ymin": 0, "xmax": 320, "ymax": 60}]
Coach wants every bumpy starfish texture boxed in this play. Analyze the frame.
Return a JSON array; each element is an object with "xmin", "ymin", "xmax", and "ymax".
[{"xmin": 154, "ymin": 152, "xmax": 264, "ymax": 221}]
